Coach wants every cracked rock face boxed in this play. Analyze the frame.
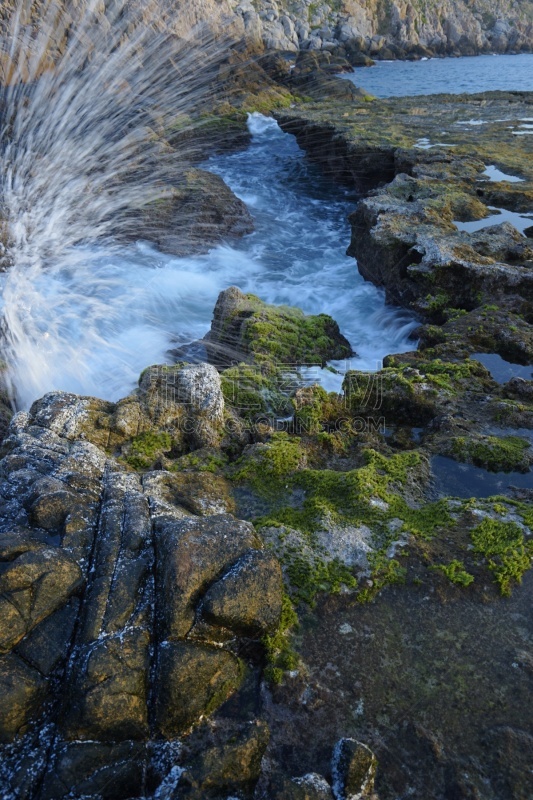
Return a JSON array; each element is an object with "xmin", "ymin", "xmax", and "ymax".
[{"xmin": 0, "ymin": 377, "xmax": 282, "ymax": 798}]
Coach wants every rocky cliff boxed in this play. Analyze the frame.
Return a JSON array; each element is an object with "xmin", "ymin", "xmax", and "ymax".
[{"xmin": 230, "ymin": 0, "xmax": 533, "ymax": 58}]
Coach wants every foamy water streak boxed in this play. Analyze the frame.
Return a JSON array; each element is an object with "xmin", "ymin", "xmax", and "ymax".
[{"xmin": 0, "ymin": 0, "xmax": 232, "ymax": 405}]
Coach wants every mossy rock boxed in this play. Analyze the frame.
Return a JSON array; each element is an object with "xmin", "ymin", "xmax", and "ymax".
[
  {"xmin": 450, "ymin": 435, "xmax": 532, "ymax": 473},
  {"xmin": 205, "ymin": 287, "xmax": 352, "ymax": 367}
]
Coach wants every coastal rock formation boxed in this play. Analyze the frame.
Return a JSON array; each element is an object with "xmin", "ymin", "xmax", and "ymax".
[
  {"xmin": 276, "ymin": 91, "xmax": 533, "ymax": 313},
  {"xmin": 0, "ymin": 369, "xmax": 281, "ymax": 797},
  {"xmin": 228, "ymin": 0, "xmax": 533, "ymax": 59},
  {"xmin": 137, "ymin": 168, "xmax": 254, "ymax": 256},
  {"xmin": 205, "ymin": 286, "xmax": 353, "ymax": 366}
]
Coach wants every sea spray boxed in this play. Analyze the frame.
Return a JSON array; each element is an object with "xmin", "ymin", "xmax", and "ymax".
[
  {"xmin": 0, "ymin": 0, "xmax": 234, "ymax": 406},
  {"xmin": 0, "ymin": 3, "xmax": 417, "ymax": 410}
]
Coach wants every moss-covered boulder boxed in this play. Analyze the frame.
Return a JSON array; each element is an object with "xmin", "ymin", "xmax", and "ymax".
[{"xmin": 205, "ymin": 287, "xmax": 353, "ymax": 367}]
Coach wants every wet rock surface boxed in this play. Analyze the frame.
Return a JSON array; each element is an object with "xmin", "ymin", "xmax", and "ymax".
[
  {"xmin": 276, "ymin": 91, "xmax": 533, "ymax": 315},
  {"xmin": 0, "ymin": 377, "xmax": 283, "ymax": 798}
]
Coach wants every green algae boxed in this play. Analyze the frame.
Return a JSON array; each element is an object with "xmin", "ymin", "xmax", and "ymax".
[
  {"xmin": 262, "ymin": 593, "xmax": 300, "ymax": 685},
  {"xmin": 432, "ymin": 559, "xmax": 474, "ymax": 587},
  {"xmin": 471, "ymin": 518, "xmax": 533, "ymax": 596},
  {"xmin": 357, "ymin": 551, "xmax": 407, "ymax": 604},
  {"xmin": 451, "ymin": 435, "xmax": 531, "ymax": 472},
  {"xmin": 125, "ymin": 431, "xmax": 173, "ymax": 470},
  {"xmin": 221, "ymin": 363, "xmax": 293, "ymax": 421}
]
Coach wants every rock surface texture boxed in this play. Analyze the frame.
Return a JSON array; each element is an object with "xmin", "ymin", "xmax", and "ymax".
[
  {"xmin": 229, "ymin": 0, "xmax": 533, "ymax": 59},
  {"xmin": 0, "ymin": 368, "xmax": 282, "ymax": 798}
]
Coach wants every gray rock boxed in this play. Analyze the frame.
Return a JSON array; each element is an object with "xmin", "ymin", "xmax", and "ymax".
[
  {"xmin": 154, "ymin": 641, "xmax": 244, "ymax": 738},
  {"xmin": 332, "ymin": 738, "xmax": 378, "ymax": 800},
  {"xmin": 202, "ymin": 549, "xmax": 283, "ymax": 636}
]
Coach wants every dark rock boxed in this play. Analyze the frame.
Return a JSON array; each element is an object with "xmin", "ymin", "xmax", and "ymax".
[
  {"xmin": 331, "ymin": 738, "xmax": 377, "ymax": 800},
  {"xmin": 0, "ymin": 546, "xmax": 83, "ymax": 653},
  {"xmin": 503, "ymin": 377, "xmax": 533, "ymax": 402},
  {"xmin": 202, "ymin": 549, "xmax": 283, "ymax": 636},
  {"xmin": 40, "ymin": 740, "xmax": 146, "ymax": 800},
  {"xmin": 273, "ymin": 774, "xmax": 335, "ymax": 799},
  {"xmin": 63, "ymin": 628, "xmax": 150, "ymax": 741},
  {"xmin": 15, "ymin": 599, "xmax": 79, "ymax": 675},
  {"xmin": 177, "ymin": 719, "xmax": 270, "ymax": 798},
  {"xmin": 155, "ymin": 513, "xmax": 261, "ymax": 639},
  {"xmin": 136, "ymin": 167, "xmax": 254, "ymax": 257},
  {"xmin": 154, "ymin": 641, "xmax": 244, "ymax": 737},
  {"xmin": 0, "ymin": 653, "xmax": 47, "ymax": 742}
]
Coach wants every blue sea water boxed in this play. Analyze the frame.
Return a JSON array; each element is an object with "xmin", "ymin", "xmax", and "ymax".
[{"xmin": 344, "ymin": 52, "xmax": 533, "ymax": 97}]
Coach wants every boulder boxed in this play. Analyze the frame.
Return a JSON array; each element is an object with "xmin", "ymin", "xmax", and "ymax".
[
  {"xmin": 155, "ymin": 513, "xmax": 261, "ymax": 639},
  {"xmin": 177, "ymin": 719, "xmax": 270, "ymax": 797},
  {"xmin": 331, "ymin": 738, "xmax": 378, "ymax": 800},
  {"xmin": 202, "ymin": 548, "xmax": 283, "ymax": 636},
  {"xmin": 0, "ymin": 546, "xmax": 83, "ymax": 653},
  {"xmin": 137, "ymin": 168, "xmax": 254, "ymax": 257},
  {"xmin": 205, "ymin": 286, "xmax": 353, "ymax": 367},
  {"xmin": 0, "ymin": 653, "xmax": 47, "ymax": 742},
  {"xmin": 154, "ymin": 641, "xmax": 244, "ymax": 737}
]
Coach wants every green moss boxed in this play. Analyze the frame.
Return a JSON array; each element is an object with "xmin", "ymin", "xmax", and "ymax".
[
  {"xmin": 284, "ymin": 552, "xmax": 357, "ymax": 606},
  {"xmin": 232, "ymin": 433, "xmax": 305, "ymax": 496},
  {"xmin": 224, "ymin": 292, "xmax": 351, "ymax": 366},
  {"xmin": 262, "ymin": 594, "xmax": 299, "ymax": 685},
  {"xmin": 357, "ymin": 551, "xmax": 406, "ymax": 603},
  {"xmin": 221, "ymin": 363, "xmax": 293, "ymax": 420},
  {"xmin": 432, "ymin": 559, "xmax": 474, "ymax": 586},
  {"xmin": 125, "ymin": 431, "xmax": 173, "ymax": 470},
  {"xmin": 292, "ymin": 384, "xmax": 346, "ymax": 434},
  {"xmin": 451, "ymin": 435, "xmax": 530, "ymax": 472},
  {"xmin": 170, "ymin": 449, "xmax": 228, "ymax": 474},
  {"xmin": 471, "ymin": 518, "xmax": 533, "ymax": 596}
]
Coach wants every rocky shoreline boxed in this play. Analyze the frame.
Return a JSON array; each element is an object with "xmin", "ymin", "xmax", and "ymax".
[{"xmin": 0, "ymin": 27, "xmax": 532, "ymax": 799}]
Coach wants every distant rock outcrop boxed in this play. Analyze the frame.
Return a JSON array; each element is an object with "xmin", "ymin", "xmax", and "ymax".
[{"xmin": 228, "ymin": 0, "xmax": 533, "ymax": 59}]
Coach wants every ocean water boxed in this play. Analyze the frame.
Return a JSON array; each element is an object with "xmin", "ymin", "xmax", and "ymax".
[
  {"xmin": 0, "ymin": 113, "xmax": 416, "ymax": 408},
  {"xmin": 344, "ymin": 52, "xmax": 533, "ymax": 97}
]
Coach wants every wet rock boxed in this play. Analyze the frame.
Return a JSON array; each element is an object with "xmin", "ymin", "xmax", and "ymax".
[
  {"xmin": 64, "ymin": 628, "xmax": 150, "ymax": 741},
  {"xmin": 503, "ymin": 377, "xmax": 533, "ymax": 402},
  {"xmin": 0, "ymin": 546, "xmax": 83, "ymax": 653},
  {"xmin": 331, "ymin": 738, "xmax": 378, "ymax": 800},
  {"xmin": 275, "ymin": 92, "xmax": 533, "ymax": 313},
  {"xmin": 15, "ymin": 599, "xmax": 79, "ymax": 675},
  {"xmin": 177, "ymin": 719, "xmax": 270, "ymax": 798},
  {"xmin": 0, "ymin": 653, "xmax": 47, "ymax": 742},
  {"xmin": 40, "ymin": 740, "xmax": 146, "ymax": 800},
  {"xmin": 138, "ymin": 168, "xmax": 254, "ymax": 257},
  {"xmin": 155, "ymin": 513, "xmax": 261, "ymax": 639},
  {"xmin": 154, "ymin": 641, "xmax": 244, "ymax": 738},
  {"xmin": 202, "ymin": 548, "xmax": 283, "ymax": 636},
  {"xmin": 273, "ymin": 773, "xmax": 335, "ymax": 799},
  {"xmin": 205, "ymin": 286, "xmax": 352, "ymax": 367},
  {"xmin": 485, "ymin": 726, "xmax": 533, "ymax": 800},
  {"xmin": 0, "ymin": 363, "xmax": 289, "ymax": 795}
]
